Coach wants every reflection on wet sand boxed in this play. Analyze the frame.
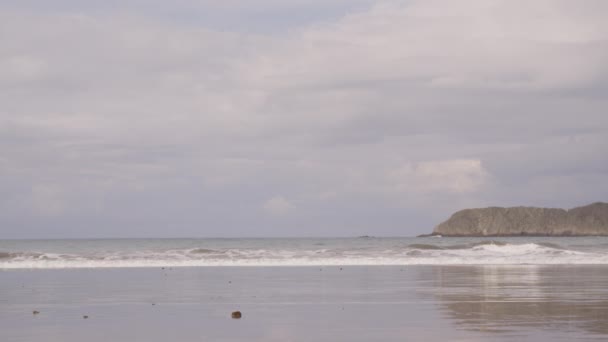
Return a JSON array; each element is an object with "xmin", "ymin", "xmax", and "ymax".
[{"xmin": 424, "ymin": 266, "xmax": 608, "ymax": 336}]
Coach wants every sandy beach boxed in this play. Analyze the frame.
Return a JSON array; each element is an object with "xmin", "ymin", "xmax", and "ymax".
[
  {"xmin": 2, "ymin": 265, "xmax": 607, "ymax": 341},
  {"xmin": 2, "ymin": 0, "xmax": 607, "ymax": 340}
]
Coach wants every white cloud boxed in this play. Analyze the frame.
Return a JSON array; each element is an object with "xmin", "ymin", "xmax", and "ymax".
[
  {"xmin": 262, "ymin": 196, "xmax": 295, "ymax": 216},
  {"xmin": 389, "ymin": 159, "xmax": 489, "ymax": 194},
  {"xmin": 0, "ymin": 1, "xmax": 606, "ymax": 237},
  {"xmin": 0, "ymin": 55, "xmax": 48, "ymax": 83},
  {"xmin": 29, "ymin": 184, "xmax": 67, "ymax": 217},
  {"xmin": 246, "ymin": 0, "xmax": 608, "ymax": 91}
]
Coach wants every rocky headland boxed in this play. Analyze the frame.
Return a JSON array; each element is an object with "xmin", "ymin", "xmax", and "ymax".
[{"xmin": 430, "ymin": 202, "xmax": 608, "ymax": 236}]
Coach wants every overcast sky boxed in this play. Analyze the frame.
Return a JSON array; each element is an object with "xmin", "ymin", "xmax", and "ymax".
[{"xmin": 1, "ymin": 0, "xmax": 607, "ymax": 238}]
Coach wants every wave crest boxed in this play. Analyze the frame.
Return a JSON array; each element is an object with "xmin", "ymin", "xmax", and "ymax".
[
  {"xmin": 0, "ymin": 242, "xmax": 605, "ymax": 269},
  {"xmin": 408, "ymin": 240, "xmax": 511, "ymax": 251},
  {"xmin": 188, "ymin": 248, "xmax": 222, "ymax": 254}
]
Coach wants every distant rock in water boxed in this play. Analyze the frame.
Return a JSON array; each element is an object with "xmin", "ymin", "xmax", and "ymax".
[{"xmin": 432, "ymin": 202, "xmax": 608, "ymax": 236}]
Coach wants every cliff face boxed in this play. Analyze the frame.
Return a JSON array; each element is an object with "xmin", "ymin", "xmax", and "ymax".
[{"xmin": 433, "ymin": 202, "xmax": 608, "ymax": 236}]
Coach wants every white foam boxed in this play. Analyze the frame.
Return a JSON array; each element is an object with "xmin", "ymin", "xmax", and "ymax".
[{"xmin": 2, "ymin": 243, "xmax": 607, "ymax": 269}]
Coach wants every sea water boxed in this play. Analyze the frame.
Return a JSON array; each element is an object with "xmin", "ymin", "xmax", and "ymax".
[
  {"xmin": 3, "ymin": 237, "xmax": 608, "ymax": 341},
  {"xmin": 1, "ymin": 236, "xmax": 608, "ymax": 268}
]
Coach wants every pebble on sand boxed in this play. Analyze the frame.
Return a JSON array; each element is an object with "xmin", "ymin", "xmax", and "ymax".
[
  {"xmin": 231, "ymin": 311, "xmax": 242, "ymax": 319},
  {"xmin": 32, "ymin": 310, "xmax": 40, "ymax": 315},
  {"xmin": 83, "ymin": 315, "xmax": 89, "ymax": 319}
]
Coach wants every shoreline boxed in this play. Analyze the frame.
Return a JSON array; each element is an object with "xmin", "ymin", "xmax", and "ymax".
[{"xmin": 3, "ymin": 265, "xmax": 608, "ymax": 341}]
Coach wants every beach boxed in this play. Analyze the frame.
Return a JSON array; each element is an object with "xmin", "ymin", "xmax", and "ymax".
[
  {"xmin": 3, "ymin": 0, "xmax": 606, "ymax": 340},
  {"xmin": 2, "ymin": 264, "xmax": 608, "ymax": 341}
]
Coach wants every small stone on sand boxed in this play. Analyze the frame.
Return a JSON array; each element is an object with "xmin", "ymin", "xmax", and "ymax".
[
  {"xmin": 231, "ymin": 311, "xmax": 242, "ymax": 319},
  {"xmin": 83, "ymin": 315, "xmax": 88, "ymax": 319},
  {"xmin": 32, "ymin": 310, "xmax": 40, "ymax": 315}
]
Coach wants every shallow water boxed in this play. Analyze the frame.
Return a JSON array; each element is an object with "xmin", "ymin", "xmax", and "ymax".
[
  {"xmin": 2, "ymin": 237, "xmax": 608, "ymax": 268},
  {"xmin": 1, "ymin": 265, "xmax": 608, "ymax": 341}
]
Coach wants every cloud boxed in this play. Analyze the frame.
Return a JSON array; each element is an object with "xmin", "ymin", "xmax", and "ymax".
[
  {"xmin": 389, "ymin": 159, "xmax": 489, "ymax": 194},
  {"xmin": 0, "ymin": 0, "xmax": 606, "ymax": 237},
  {"xmin": 263, "ymin": 196, "xmax": 295, "ymax": 216},
  {"xmin": 246, "ymin": 0, "xmax": 608, "ymax": 92},
  {"xmin": 28, "ymin": 184, "xmax": 68, "ymax": 217}
]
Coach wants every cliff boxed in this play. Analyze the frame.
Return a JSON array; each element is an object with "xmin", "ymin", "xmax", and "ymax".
[{"xmin": 432, "ymin": 202, "xmax": 608, "ymax": 236}]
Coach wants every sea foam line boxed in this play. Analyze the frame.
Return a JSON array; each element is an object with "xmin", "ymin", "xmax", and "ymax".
[{"xmin": 2, "ymin": 243, "xmax": 608, "ymax": 269}]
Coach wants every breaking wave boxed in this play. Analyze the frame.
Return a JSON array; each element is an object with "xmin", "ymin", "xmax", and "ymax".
[
  {"xmin": 1, "ymin": 241, "xmax": 608, "ymax": 269},
  {"xmin": 407, "ymin": 240, "xmax": 508, "ymax": 250}
]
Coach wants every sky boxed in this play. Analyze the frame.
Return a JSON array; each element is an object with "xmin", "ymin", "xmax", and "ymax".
[{"xmin": 1, "ymin": 0, "xmax": 607, "ymax": 238}]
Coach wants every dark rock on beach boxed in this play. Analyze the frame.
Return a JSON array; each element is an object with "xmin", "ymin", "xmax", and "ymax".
[
  {"xmin": 231, "ymin": 311, "xmax": 242, "ymax": 319},
  {"xmin": 432, "ymin": 202, "xmax": 608, "ymax": 236}
]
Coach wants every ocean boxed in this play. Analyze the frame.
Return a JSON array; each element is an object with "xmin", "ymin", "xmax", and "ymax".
[
  {"xmin": 1, "ymin": 236, "xmax": 608, "ymax": 268},
  {"xmin": 2, "ymin": 237, "xmax": 608, "ymax": 341}
]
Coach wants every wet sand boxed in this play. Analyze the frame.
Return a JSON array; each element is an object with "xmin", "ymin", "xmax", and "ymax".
[{"xmin": 1, "ymin": 266, "xmax": 607, "ymax": 341}]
